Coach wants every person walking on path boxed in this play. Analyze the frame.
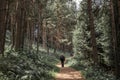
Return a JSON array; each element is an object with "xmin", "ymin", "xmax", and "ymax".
[{"xmin": 60, "ymin": 54, "xmax": 65, "ymax": 67}]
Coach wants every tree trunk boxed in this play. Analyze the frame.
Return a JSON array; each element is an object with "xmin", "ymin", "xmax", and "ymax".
[
  {"xmin": 87, "ymin": 0, "xmax": 98, "ymax": 64},
  {"xmin": 11, "ymin": 0, "xmax": 18, "ymax": 49},
  {"xmin": 111, "ymin": 0, "xmax": 120, "ymax": 78},
  {"xmin": 15, "ymin": 0, "xmax": 26, "ymax": 51},
  {"xmin": 42, "ymin": 19, "xmax": 47, "ymax": 48},
  {"xmin": 37, "ymin": 5, "xmax": 42, "ymax": 54},
  {"xmin": 0, "ymin": 0, "xmax": 7, "ymax": 56}
]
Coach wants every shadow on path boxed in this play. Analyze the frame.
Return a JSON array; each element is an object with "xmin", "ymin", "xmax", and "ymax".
[{"xmin": 55, "ymin": 63, "xmax": 85, "ymax": 80}]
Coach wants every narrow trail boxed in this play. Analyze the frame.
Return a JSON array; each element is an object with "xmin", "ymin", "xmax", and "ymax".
[{"xmin": 55, "ymin": 63, "xmax": 85, "ymax": 80}]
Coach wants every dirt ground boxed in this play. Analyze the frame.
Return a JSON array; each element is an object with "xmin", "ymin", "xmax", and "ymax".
[{"xmin": 55, "ymin": 63, "xmax": 85, "ymax": 80}]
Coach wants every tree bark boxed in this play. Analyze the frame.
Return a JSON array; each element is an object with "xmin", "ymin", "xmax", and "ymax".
[
  {"xmin": 42, "ymin": 19, "xmax": 47, "ymax": 48},
  {"xmin": 15, "ymin": 0, "xmax": 26, "ymax": 51},
  {"xmin": 87, "ymin": 0, "xmax": 98, "ymax": 64},
  {"xmin": 0, "ymin": 0, "xmax": 7, "ymax": 56},
  {"xmin": 111, "ymin": 0, "xmax": 120, "ymax": 78}
]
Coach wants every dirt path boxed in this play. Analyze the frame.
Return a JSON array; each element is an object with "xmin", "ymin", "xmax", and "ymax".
[{"xmin": 55, "ymin": 63, "xmax": 85, "ymax": 80}]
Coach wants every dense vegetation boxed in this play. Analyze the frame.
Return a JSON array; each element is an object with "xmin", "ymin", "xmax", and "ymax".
[
  {"xmin": 69, "ymin": 0, "xmax": 120, "ymax": 80},
  {"xmin": 67, "ymin": 56, "xmax": 116, "ymax": 80},
  {"xmin": 0, "ymin": 0, "xmax": 120, "ymax": 80},
  {"xmin": 0, "ymin": 50, "xmax": 59, "ymax": 80}
]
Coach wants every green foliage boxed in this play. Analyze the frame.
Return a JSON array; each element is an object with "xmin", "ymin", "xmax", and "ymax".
[
  {"xmin": 94, "ymin": 2, "xmax": 113, "ymax": 66},
  {"xmin": 71, "ymin": 0, "xmax": 115, "ymax": 79},
  {"xmin": 67, "ymin": 56, "xmax": 116, "ymax": 80},
  {"xmin": 0, "ymin": 50, "xmax": 59, "ymax": 80},
  {"xmin": 73, "ymin": 0, "xmax": 91, "ymax": 58},
  {"xmin": 73, "ymin": 0, "xmax": 113, "ymax": 66}
]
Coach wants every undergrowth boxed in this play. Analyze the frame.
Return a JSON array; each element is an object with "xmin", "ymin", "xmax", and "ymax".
[
  {"xmin": 67, "ymin": 55, "xmax": 116, "ymax": 80},
  {"xmin": 0, "ymin": 50, "xmax": 59, "ymax": 80}
]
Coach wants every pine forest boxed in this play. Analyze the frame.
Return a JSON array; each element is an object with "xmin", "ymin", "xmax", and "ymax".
[{"xmin": 0, "ymin": 0, "xmax": 120, "ymax": 80}]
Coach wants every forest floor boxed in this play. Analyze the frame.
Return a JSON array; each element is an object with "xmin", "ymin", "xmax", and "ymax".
[{"xmin": 55, "ymin": 63, "xmax": 85, "ymax": 80}]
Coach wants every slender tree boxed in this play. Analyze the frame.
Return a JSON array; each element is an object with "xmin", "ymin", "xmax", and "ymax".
[
  {"xmin": 110, "ymin": 0, "xmax": 120, "ymax": 78},
  {"xmin": 87, "ymin": 0, "xmax": 98, "ymax": 64},
  {"xmin": 15, "ymin": 0, "xmax": 26, "ymax": 51},
  {"xmin": 0, "ymin": 0, "xmax": 7, "ymax": 55}
]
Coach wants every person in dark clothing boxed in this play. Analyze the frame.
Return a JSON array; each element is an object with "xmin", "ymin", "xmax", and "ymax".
[
  {"xmin": 60, "ymin": 55, "xmax": 65, "ymax": 67},
  {"xmin": 70, "ymin": 53, "xmax": 73, "ymax": 57}
]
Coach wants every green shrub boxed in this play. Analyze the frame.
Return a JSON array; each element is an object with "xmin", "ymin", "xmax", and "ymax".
[
  {"xmin": 67, "ymin": 56, "xmax": 116, "ymax": 80},
  {"xmin": 0, "ymin": 50, "xmax": 59, "ymax": 80}
]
